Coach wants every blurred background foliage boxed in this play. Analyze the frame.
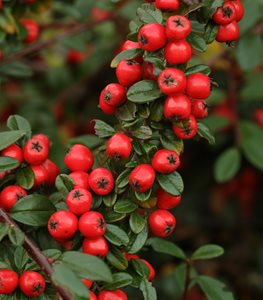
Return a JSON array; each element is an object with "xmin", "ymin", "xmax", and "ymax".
[{"xmin": 0, "ymin": 0, "xmax": 262, "ymax": 299}]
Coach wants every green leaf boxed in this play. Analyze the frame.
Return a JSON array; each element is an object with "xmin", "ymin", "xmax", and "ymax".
[
  {"xmin": 103, "ymin": 193, "xmax": 117, "ymax": 208},
  {"xmin": 135, "ymin": 189, "xmax": 152, "ymax": 202},
  {"xmin": 131, "ymin": 259, "xmax": 150, "ymax": 279},
  {"xmin": 111, "ymin": 49, "xmax": 143, "ymax": 68},
  {"xmin": 185, "ymin": 64, "xmax": 211, "ymax": 76},
  {"xmin": 94, "ymin": 120, "xmax": 116, "ymax": 138},
  {"xmin": 160, "ymin": 135, "xmax": 184, "ymax": 155},
  {"xmin": 60, "ymin": 251, "xmax": 113, "ymax": 282},
  {"xmin": 0, "ymin": 62, "xmax": 33, "ymax": 78},
  {"xmin": 197, "ymin": 122, "xmax": 215, "ymax": 145},
  {"xmin": 43, "ymin": 249, "xmax": 62, "ymax": 260},
  {"xmin": 204, "ymin": 21, "xmax": 218, "ymax": 44},
  {"xmin": 8, "ymin": 227, "xmax": 24, "ymax": 246},
  {"xmin": 240, "ymin": 121, "xmax": 263, "ymax": 171},
  {"xmin": 157, "ymin": 171, "xmax": 184, "ymax": 196},
  {"xmin": 0, "ymin": 156, "xmax": 19, "ymax": 172},
  {"xmin": 10, "ymin": 194, "xmax": 56, "ymax": 227},
  {"xmin": 14, "ymin": 247, "xmax": 29, "ymax": 270},
  {"xmin": 202, "ymin": 116, "xmax": 231, "ymax": 133},
  {"xmin": 192, "ymin": 244, "xmax": 224, "ymax": 260},
  {"xmin": 0, "ymin": 223, "xmax": 9, "ymax": 242},
  {"xmin": 105, "ymin": 211, "xmax": 126, "ymax": 223},
  {"xmin": 146, "ymin": 238, "xmax": 186, "ymax": 260},
  {"xmin": 105, "ymin": 224, "xmax": 129, "ymax": 246},
  {"xmin": 103, "ymin": 272, "xmax": 133, "ymax": 290},
  {"xmin": 132, "ymin": 125, "xmax": 152, "ymax": 140},
  {"xmin": 116, "ymin": 102, "xmax": 137, "ymax": 122},
  {"xmin": 201, "ymin": 0, "xmax": 224, "ymax": 20},
  {"xmin": 197, "ymin": 276, "xmax": 234, "ymax": 300},
  {"xmin": 187, "ymin": 33, "xmax": 207, "ymax": 52},
  {"xmin": 55, "ymin": 174, "xmax": 74, "ymax": 196},
  {"xmin": 116, "ymin": 168, "xmax": 131, "ymax": 189},
  {"xmin": 114, "ymin": 200, "xmax": 138, "ymax": 214},
  {"xmin": 140, "ymin": 279, "xmax": 157, "ymax": 300},
  {"xmin": 7, "ymin": 115, "xmax": 31, "ymax": 138},
  {"xmin": 129, "ymin": 212, "xmax": 146, "ymax": 234},
  {"xmin": 127, "ymin": 226, "xmax": 148, "ymax": 254},
  {"xmin": 0, "ymin": 130, "xmax": 26, "ymax": 151},
  {"xmin": 16, "ymin": 166, "xmax": 34, "ymax": 190},
  {"xmin": 137, "ymin": 7, "xmax": 163, "ymax": 24},
  {"xmin": 127, "ymin": 80, "xmax": 163, "ymax": 104},
  {"xmin": 52, "ymin": 264, "xmax": 88, "ymax": 298},
  {"xmin": 214, "ymin": 147, "xmax": 241, "ymax": 183},
  {"xmin": 107, "ymin": 247, "xmax": 128, "ymax": 271}
]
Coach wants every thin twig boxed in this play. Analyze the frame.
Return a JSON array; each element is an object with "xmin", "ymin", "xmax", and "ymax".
[{"xmin": 182, "ymin": 259, "xmax": 192, "ymax": 300}]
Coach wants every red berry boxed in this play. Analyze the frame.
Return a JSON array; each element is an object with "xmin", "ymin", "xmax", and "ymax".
[
  {"xmin": 67, "ymin": 50, "xmax": 86, "ymax": 64},
  {"xmin": 140, "ymin": 259, "xmax": 156, "ymax": 281},
  {"xmin": 164, "ymin": 40, "xmax": 192, "ymax": 65},
  {"xmin": 155, "ymin": 0, "xmax": 180, "ymax": 11},
  {"xmin": 98, "ymin": 289, "xmax": 128, "ymax": 300},
  {"xmin": 0, "ymin": 185, "xmax": 27, "ymax": 212},
  {"xmin": 33, "ymin": 134, "xmax": 50, "ymax": 148},
  {"xmin": 81, "ymin": 279, "xmax": 93, "ymax": 289},
  {"xmin": 79, "ymin": 211, "xmax": 106, "ymax": 239},
  {"xmin": 216, "ymin": 21, "xmax": 240, "ymax": 42},
  {"xmin": 152, "ymin": 149, "xmax": 180, "ymax": 174},
  {"xmin": 121, "ymin": 40, "xmax": 141, "ymax": 52},
  {"xmin": 129, "ymin": 164, "xmax": 156, "ymax": 193},
  {"xmin": 89, "ymin": 168, "xmax": 115, "ymax": 195},
  {"xmin": 124, "ymin": 253, "xmax": 140, "ymax": 260},
  {"xmin": 82, "ymin": 237, "xmax": 109, "ymax": 257},
  {"xmin": 69, "ymin": 171, "xmax": 90, "ymax": 189},
  {"xmin": 254, "ymin": 109, "xmax": 263, "ymax": 128},
  {"xmin": 148, "ymin": 209, "xmax": 176, "ymax": 237},
  {"xmin": 23, "ymin": 136, "xmax": 49, "ymax": 165},
  {"xmin": 213, "ymin": 2, "xmax": 236, "ymax": 25},
  {"xmin": 90, "ymin": 291, "xmax": 98, "ymax": 300},
  {"xmin": 48, "ymin": 210, "xmax": 78, "ymax": 241},
  {"xmin": 138, "ymin": 23, "xmax": 167, "ymax": 52},
  {"xmin": 116, "ymin": 60, "xmax": 142, "ymax": 87},
  {"xmin": 100, "ymin": 83, "xmax": 126, "ymax": 107},
  {"xmin": 64, "ymin": 144, "xmax": 94, "ymax": 172},
  {"xmin": 164, "ymin": 94, "xmax": 191, "ymax": 121},
  {"xmin": 66, "ymin": 188, "xmax": 92, "ymax": 215},
  {"xmin": 158, "ymin": 68, "xmax": 186, "ymax": 95},
  {"xmin": 229, "ymin": 0, "xmax": 244, "ymax": 21},
  {"xmin": 141, "ymin": 61, "xmax": 158, "ymax": 80},
  {"xmin": 19, "ymin": 271, "xmax": 45, "ymax": 297},
  {"xmin": 31, "ymin": 164, "xmax": 48, "ymax": 188},
  {"xmin": 191, "ymin": 99, "xmax": 208, "ymax": 119},
  {"xmin": 1, "ymin": 144, "xmax": 23, "ymax": 164},
  {"xmin": 166, "ymin": 15, "xmax": 192, "ymax": 40},
  {"xmin": 42, "ymin": 159, "xmax": 59, "ymax": 185},
  {"xmin": 156, "ymin": 188, "xmax": 181, "ymax": 210},
  {"xmin": 0, "ymin": 269, "xmax": 19, "ymax": 294},
  {"xmin": 186, "ymin": 73, "xmax": 211, "ymax": 99},
  {"xmin": 20, "ymin": 19, "xmax": 39, "ymax": 44},
  {"xmin": 172, "ymin": 115, "xmax": 198, "ymax": 139},
  {"xmin": 106, "ymin": 133, "xmax": 132, "ymax": 160},
  {"xmin": 99, "ymin": 95, "xmax": 116, "ymax": 114}
]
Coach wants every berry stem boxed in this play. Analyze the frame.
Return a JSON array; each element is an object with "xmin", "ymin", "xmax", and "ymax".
[
  {"xmin": 181, "ymin": 258, "xmax": 192, "ymax": 300},
  {"xmin": 0, "ymin": 208, "xmax": 72, "ymax": 300}
]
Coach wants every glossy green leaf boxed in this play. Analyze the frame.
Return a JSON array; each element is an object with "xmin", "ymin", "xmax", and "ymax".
[
  {"xmin": 107, "ymin": 247, "xmax": 128, "ymax": 271},
  {"xmin": 192, "ymin": 244, "xmax": 224, "ymax": 260},
  {"xmin": 55, "ymin": 174, "xmax": 74, "ymax": 196},
  {"xmin": 16, "ymin": 166, "xmax": 34, "ymax": 190},
  {"xmin": 129, "ymin": 212, "xmax": 146, "ymax": 234},
  {"xmin": 103, "ymin": 272, "xmax": 133, "ymax": 290},
  {"xmin": 140, "ymin": 279, "xmax": 157, "ymax": 300},
  {"xmin": 111, "ymin": 49, "xmax": 143, "ymax": 68},
  {"xmin": 197, "ymin": 122, "xmax": 216, "ymax": 145},
  {"xmin": 114, "ymin": 200, "xmax": 138, "ymax": 214},
  {"xmin": 0, "ymin": 156, "xmax": 19, "ymax": 172},
  {"xmin": 157, "ymin": 171, "xmax": 184, "ymax": 196},
  {"xmin": 127, "ymin": 226, "xmax": 148, "ymax": 254},
  {"xmin": 187, "ymin": 33, "xmax": 207, "ymax": 52},
  {"xmin": 0, "ymin": 130, "xmax": 26, "ymax": 151},
  {"xmin": 127, "ymin": 80, "xmax": 163, "ymax": 103},
  {"xmin": 185, "ymin": 64, "xmax": 211, "ymax": 76},
  {"xmin": 94, "ymin": 120, "xmax": 116, "ymax": 138},
  {"xmin": 105, "ymin": 224, "xmax": 129, "ymax": 246}
]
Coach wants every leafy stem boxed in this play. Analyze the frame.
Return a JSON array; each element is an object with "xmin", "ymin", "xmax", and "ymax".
[{"xmin": 182, "ymin": 258, "xmax": 192, "ymax": 300}]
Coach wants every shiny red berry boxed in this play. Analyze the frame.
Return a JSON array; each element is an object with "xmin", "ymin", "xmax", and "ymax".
[
  {"xmin": 229, "ymin": 0, "xmax": 244, "ymax": 21},
  {"xmin": 254, "ymin": 109, "xmax": 263, "ymax": 128},
  {"xmin": 0, "ymin": 269, "xmax": 19, "ymax": 294},
  {"xmin": 64, "ymin": 144, "xmax": 94, "ymax": 172},
  {"xmin": 23, "ymin": 136, "xmax": 49, "ymax": 165},
  {"xmin": 100, "ymin": 83, "xmax": 126, "ymax": 107},
  {"xmin": 33, "ymin": 134, "xmax": 50, "ymax": 148},
  {"xmin": 141, "ymin": 61, "xmax": 158, "ymax": 80},
  {"xmin": 129, "ymin": 164, "xmax": 156, "ymax": 193},
  {"xmin": 158, "ymin": 68, "xmax": 186, "ymax": 95},
  {"xmin": 120, "ymin": 40, "xmax": 142, "ymax": 63},
  {"xmin": 213, "ymin": 1, "xmax": 236, "ymax": 25},
  {"xmin": 48, "ymin": 210, "xmax": 78, "ymax": 241},
  {"xmin": 82, "ymin": 237, "xmax": 109, "ymax": 257},
  {"xmin": 172, "ymin": 115, "xmax": 198, "ymax": 139},
  {"xmin": 42, "ymin": 159, "xmax": 59, "ymax": 185},
  {"xmin": 216, "ymin": 21, "xmax": 240, "ymax": 42},
  {"xmin": 116, "ymin": 60, "xmax": 142, "ymax": 87},
  {"xmin": 1, "ymin": 144, "xmax": 23, "ymax": 165},
  {"xmin": 31, "ymin": 164, "xmax": 48, "ymax": 188},
  {"xmin": 66, "ymin": 188, "xmax": 92, "ymax": 215},
  {"xmin": 99, "ymin": 95, "xmax": 116, "ymax": 114},
  {"xmin": 89, "ymin": 168, "xmax": 115, "ymax": 195},
  {"xmin": 166, "ymin": 15, "xmax": 192, "ymax": 40},
  {"xmin": 138, "ymin": 23, "xmax": 167, "ymax": 52},
  {"xmin": 20, "ymin": 19, "xmax": 39, "ymax": 44},
  {"xmin": 191, "ymin": 99, "xmax": 208, "ymax": 119},
  {"xmin": 82, "ymin": 279, "xmax": 93, "ymax": 289},
  {"xmin": 148, "ymin": 209, "xmax": 176, "ymax": 237},
  {"xmin": 124, "ymin": 253, "xmax": 140, "ymax": 260},
  {"xmin": 19, "ymin": 271, "xmax": 45, "ymax": 297},
  {"xmin": 186, "ymin": 73, "xmax": 211, "ymax": 99},
  {"xmin": 79, "ymin": 211, "xmax": 106, "ymax": 239},
  {"xmin": 69, "ymin": 171, "xmax": 90, "ymax": 189},
  {"xmin": 155, "ymin": 0, "xmax": 180, "ymax": 11},
  {"xmin": 67, "ymin": 50, "xmax": 86, "ymax": 64},
  {"xmin": 106, "ymin": 133, "xmax": 132, "ymax": 160},
  {"xmin": 152, "ymin": 149, "xmax": 180, "ymax": 174},
  {"xmin": 89, "ymin": 291, "xmax": 98, "ymax": 300},
  {"xmin": 156, "ymin": 188, "xmax": 181, "ymax": 210},
  {"xmin": 0, "ymin": 185, "xmax": 27, "ymax": 212},
  {"xmin": 140, "ymin": 259, "xmax": 156, "ymax": 281},
  {"xmin": 164, "ymin": 94, "xmax": 191, "ymax": 121},
  {"xmin": 98, "ymin": 289, "xmax": 128, "ymax": 300},
  {"xmin": 164, "ymin": 40, "xmax": 192, "ymax": 65}
]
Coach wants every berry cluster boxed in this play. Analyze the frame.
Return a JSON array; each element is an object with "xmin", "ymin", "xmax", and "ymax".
[
  {"xmin": 213, "ymin": 0, "xmax": 244, "ymax": 43},
  {"xmin": 0, "ymin": 269, "xmax": 45, "ymax": 297}
]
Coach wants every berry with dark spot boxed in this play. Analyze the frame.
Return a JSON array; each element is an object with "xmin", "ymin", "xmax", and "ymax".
[
  {"xmin": 0, "ymin": 269, "xmax": 19, "ymax": 294},
  {"xmin": 19, "ymin": 271, "xmax": 46, "ymax": 297},
  {"xmin": 148, "ymin": 209, "xmax": 176, "ymax": 237},
  {"xmin": 89, "ymin": 168, "xmax": 114, "ymax": 195},
  {"xmin": 129, "ymin": 164, "xmax": 156, "ymax": 193},
  {"xmin": 158, "ymin": 68, "xmax": 186, "ymax": 95},
  {"xmin": 166, "ymin": 15, "xmax": 192, "ymax": 40},
  {"xmin": 79, "ymin": 211, "xmax": 106, "ymax": 239},
  {"xmin": 0, "ymin": 185, "xmax": 27, "ymax": 212},
  {"xmin": 172, "ymin": 114, "xmax": 198, "ymax": 139},
  {"xmin": 66, "ymin": 188, "xmax": 92, "ymax": 215},
  {"xmin": 164, "ymin": 94, "xmax": 191, "ymax": 122},
  {"xmin": 152, "ymin": 149, "xmax": 180, "ymax": 174}
]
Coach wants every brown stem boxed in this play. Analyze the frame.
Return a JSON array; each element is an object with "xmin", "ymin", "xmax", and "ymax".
[
  {"xmin": 181, "ymin": 259, "xmax": 192, "ymax": 300},
  {"xmin": 0, "ymin": 208, "xmax": 72, "ymax": 300}
]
